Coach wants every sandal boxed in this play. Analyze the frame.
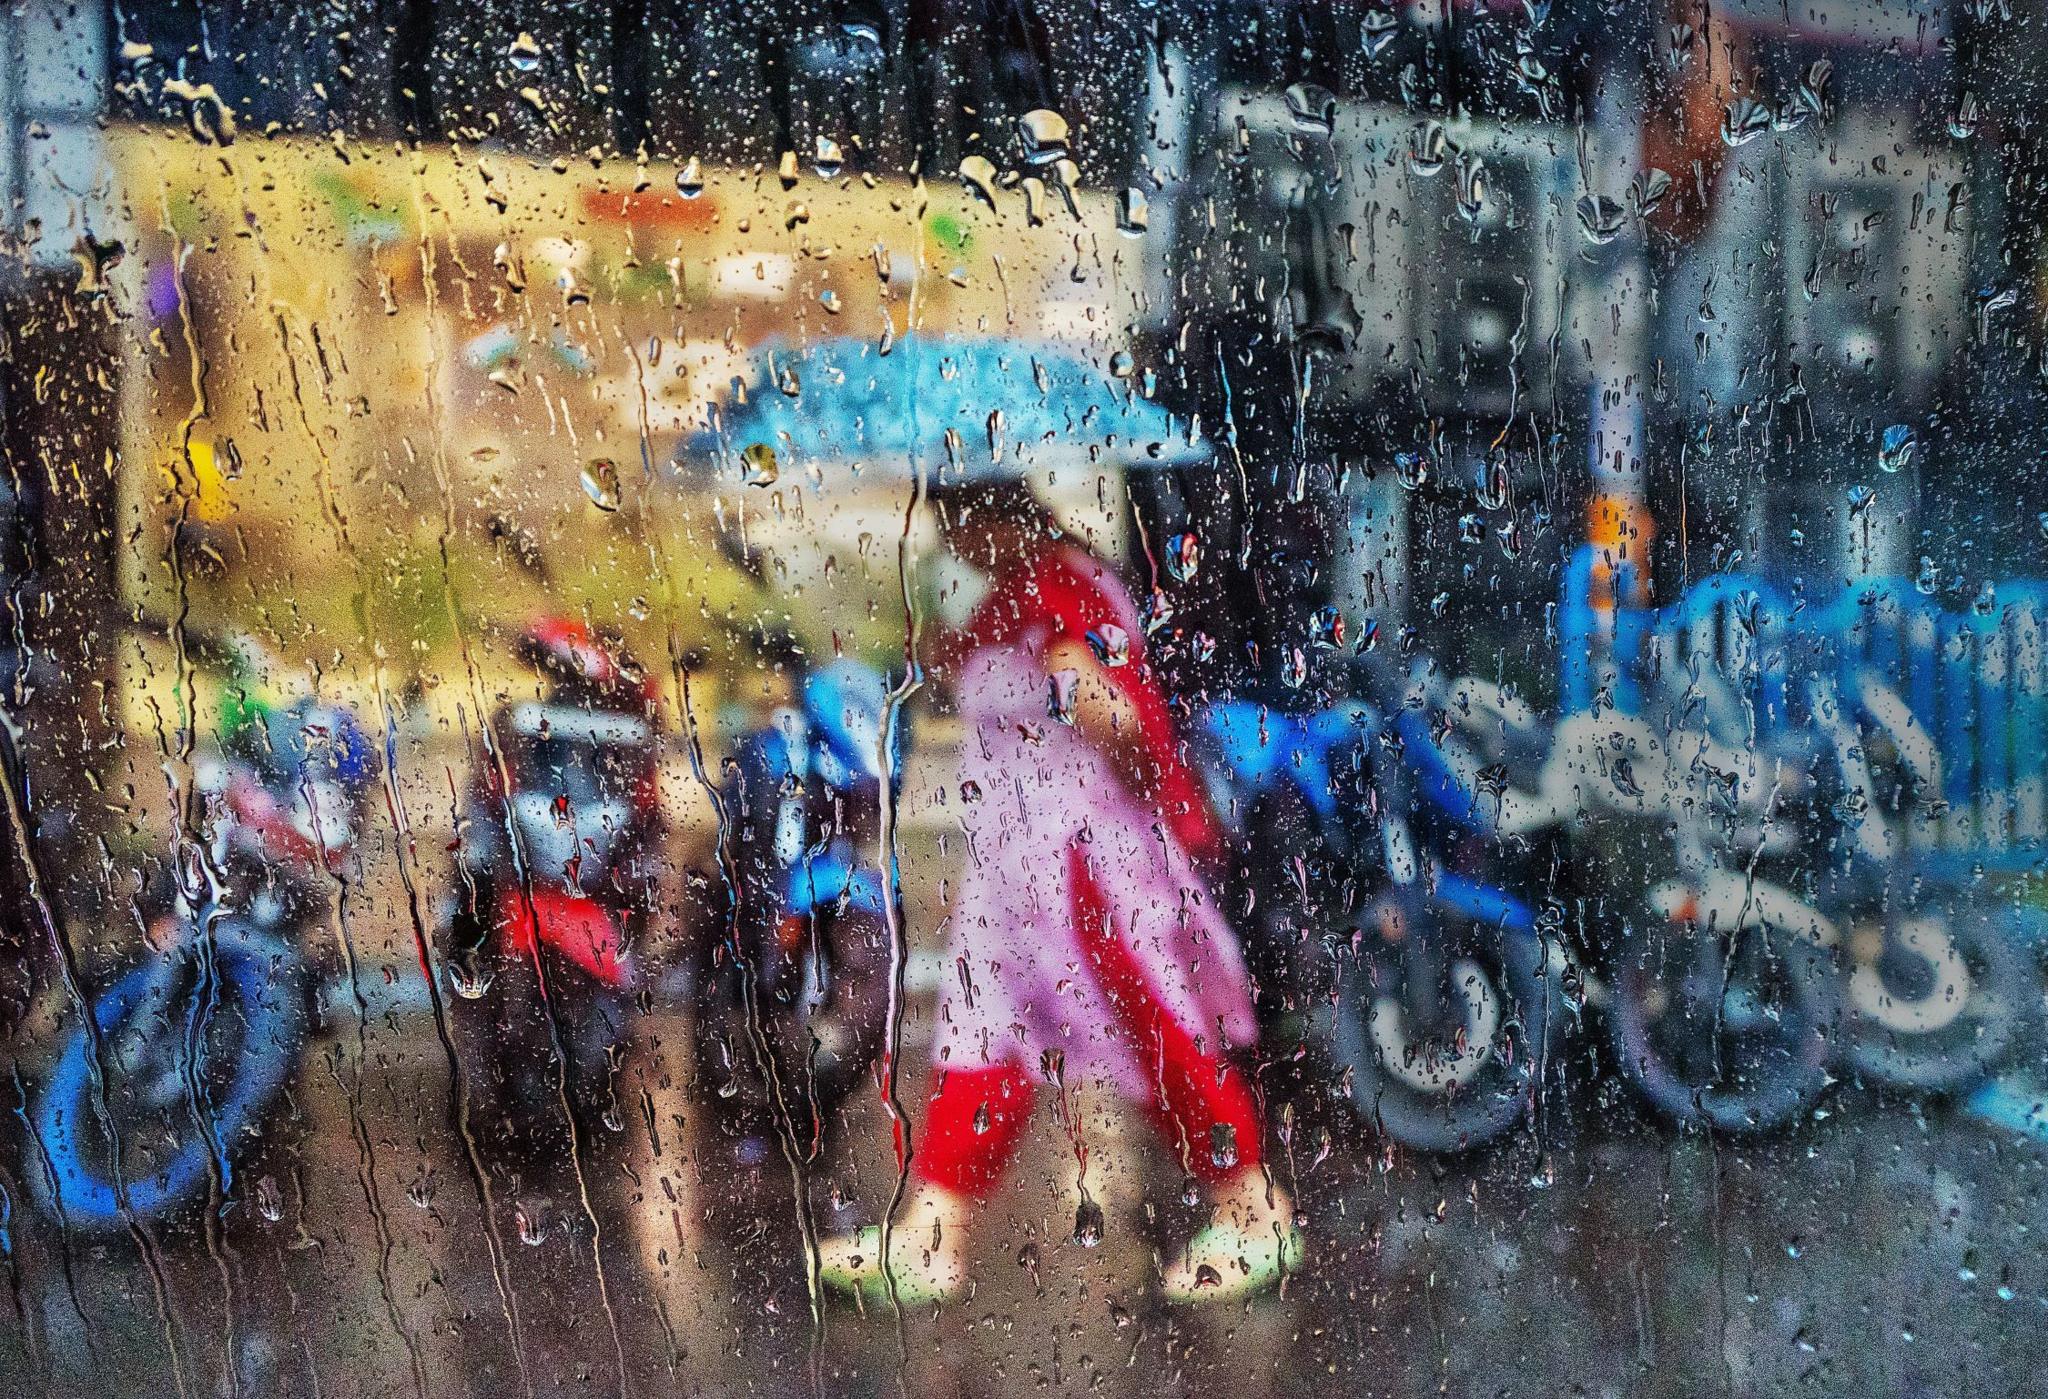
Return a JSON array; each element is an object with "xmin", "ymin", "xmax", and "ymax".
[
  {"xmin": 1161, "ymin": 1216, "xmax": 1305, "ymax": 1305},
  {"xmin": 817, "ymin": 1223, "xmax": 968, "ymax": 1308}
]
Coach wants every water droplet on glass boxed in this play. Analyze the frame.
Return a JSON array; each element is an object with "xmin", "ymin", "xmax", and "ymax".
[
  {"xmin": 72, "ymin": 234, "xmax": 125, "ymax": 295},
  {"xmin": 580, "ymin": 458, "xmax": 621, "ymax": 512},
  {"xmin": 1165, "ymin": 532, "xmax": 1200, "ymax": 583},
  {"xmin": 1047, "ymin": 670, "xmax": 1080, "ymax": 725},
  {"xmin": 1477, "ymin": 451, "xmax": 1512, "ymax": 510},
  {"xmin": 1879, "ymin": 424, "xmax": 1917, "ymax": 473},
  {"xmin": 813, "ymin": 134, "xmax": 845, "ymax": 179},
  {"xmin": 1721, "ymin": 97, "xmax": 1773, "ymax": 147},
  {"xmin": 162, "ymin": 77, "xmax": 237, "ymax": 145},
  {"xmin": 958, "ymin": 154, "xmax": 1001, "ymax": 210},
  {"xmin": 1408, "ymin": 121, "xmax": 1448, "ymax": 177},
  {"xmin": 1072, "ymin": 1194, "xmax": 1106, "ymax": 1248},
  {"xmin": 676, "ymin": 157, "xmax": 705, "ymax": 198},
  {"xmin": 255, "ymin": 1174, "xmax": 284, "ymax": 1222},
  {"xmin": 449, "ymin": 956, "xmax": 495, "ymax": 999},
  {"xmin": 1362, "ymin": 7, "xmax": 1399, "ymax": 56},
  {"xmin": 1283, "ymin": 83, "xmax": 1337, "ymax": 137},
  {"xmin": 1575, "ymin": 193, "xmax": 1626, "ymax": 245},
  {"xmin": 1144, "ymin": 588, "xmax": 1176, "ymax": 636},
  {"xmin": 1631, "ymin": 167, "xmax": 1673, "ymax": 217},
  {"xmin": 1916, "ymin": 556, "xmax": 1940, "ymax": 596},
  {"xmin": 741, "ymin": 442, "xmax": 780, "ymax": 486},
  {"xmin": 960, "ymin": 780, "xmax": 983, "ymax": 804},
  {"xmin": 1456, "ymin": 154, "xmax": 1488, "ymax": 223},
  {"xmin": 1950, "ymin": 89, "xmax": 1981, "ymax": 141},
  {"xmin": 1116, "ymin": 186, "xmax": 1150, "ymax": 237},
  {"xmin": 1394, "ymin": 450, "xmax": 1429, "ymax": 490},
  {"xmin": 1086, "ymin": 624, "xmax": 1131, "ymax": 667},
  {"xmin": 1797, "ymin": 58, "xmax": 1833, "ymax": 120},
  {"xmin": 516, "ymin": 1197, "xmax": 552, "ymax": 1246},
  {"xmin": 1309, "ymin": 606, "xmax": 1346, "ymax": 650},
  {"xmin": 972, "ymin": 1101, "xmax": 991, "ymax": 1134},
  {"xmin": 1974, "ymin": 582, "xmax": 1998, "ymax": 617},
  {"xmin": 507, "ymin": 32, "xmax": 543, "ymax": 73},
  {"xmin": 1848, "ymin": 484, "xmax": 1877, "ymax": 518},
  {"xmin": 1019, "ymin": 109, "xmax": 1071, "ymax": 165},
  {"xmin": 1281, "ymin": 647, "xmax": 1308, "ymax": 690}
]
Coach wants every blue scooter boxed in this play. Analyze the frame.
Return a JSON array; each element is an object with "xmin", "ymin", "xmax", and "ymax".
[
  {"xmin": 30, "ymin": 694, "xmax": 376, "ymax": 1229},
  {"xmin": 700, "ymin": 659, "xmax": 894, "ymax": 1159}
]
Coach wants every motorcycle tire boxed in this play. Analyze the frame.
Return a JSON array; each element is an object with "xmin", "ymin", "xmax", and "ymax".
[
  {"xmin": 32, "ymin": 924, "xmax": 307, "ymax": 1229},
  {"xmin": 1335, "ymin": 907, "xmax": 1563, "ymax": 1154},
  {"xmin": 1840, "ymin": 901, "xmax": 2034, "ymax": 1094},
  {"xmin": 1607, "ymin": 914, "xmax": 1840, "ymax": 1134}
]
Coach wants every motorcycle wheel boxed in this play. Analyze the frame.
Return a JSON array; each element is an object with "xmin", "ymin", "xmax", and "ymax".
[
  {"xmin": 32, "ymin": 924, "xmax": 306, "ymax": 1229},
  {"xmin": 1607, "ymin": 913, "xmax": 1840, "ymax": 1134},
  {"xmin": 792, "ymin": 910, "xmax": 889, "ymax": 1111},
  {"xmin": 700, "ymin": 907, "xmax": 890, "ymax": 1129},
  {"xmin": 1840, "ymin": 902, "xmax": 2033, "ymax": 1094},
  {"xmin": 1335, "ymin": 904, "xmax": 1562, "ymax": 1153}
]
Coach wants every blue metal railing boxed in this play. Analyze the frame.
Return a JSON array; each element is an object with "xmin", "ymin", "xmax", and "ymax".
[{"xmin": 1561, "ymin": 545, "xmax": 2048, "ymax": 875}]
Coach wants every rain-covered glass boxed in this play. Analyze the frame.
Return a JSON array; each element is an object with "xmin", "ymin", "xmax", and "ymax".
[{"xmin": 4, "ymin": 2, "xmax": 2048, "ymax": 1395}]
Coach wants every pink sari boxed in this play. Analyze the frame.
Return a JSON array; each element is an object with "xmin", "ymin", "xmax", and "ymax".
[{"xmin": 933, "ymin": 552, "xmax": 1255, "ymax": 1098}]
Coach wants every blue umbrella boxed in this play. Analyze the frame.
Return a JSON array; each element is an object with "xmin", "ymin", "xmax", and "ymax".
[{"xmin": 683, "ymin": 336, "xmax": 1205, "ymax": 484}]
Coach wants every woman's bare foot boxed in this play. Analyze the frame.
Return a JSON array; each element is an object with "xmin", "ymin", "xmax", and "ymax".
[
  {"xmin": 1161, "ymin": 1168, "xmax": 1303, "ymax": 1304},
  {"xmin": 817, "ymin": 1184, "xmax": 972, "ymax": 1306}
]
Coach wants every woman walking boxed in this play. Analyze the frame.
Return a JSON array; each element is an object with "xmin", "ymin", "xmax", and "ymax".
[{"xmin": 818, "ymin": 478, "xmax": 1299, "ymax": 1306}]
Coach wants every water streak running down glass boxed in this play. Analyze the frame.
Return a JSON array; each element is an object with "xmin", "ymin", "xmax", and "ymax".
[{"xmin": 3, "ymin": 2, "xmax": 2048, "ymax": 1396}]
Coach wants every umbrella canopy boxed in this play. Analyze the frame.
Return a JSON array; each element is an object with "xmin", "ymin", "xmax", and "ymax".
[{"xmin": 684, "ymin": 337, "xmax": 1207, "ymax": 487}]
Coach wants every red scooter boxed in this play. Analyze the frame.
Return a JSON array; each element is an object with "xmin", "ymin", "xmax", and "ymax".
[{"xmin": 445, "ymin": 619, "xmax": 664, "ymax": 1165}]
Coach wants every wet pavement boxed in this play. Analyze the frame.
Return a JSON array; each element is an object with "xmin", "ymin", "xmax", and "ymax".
[
  {"xmin": 0, "ymin": 725, "xmax": 2041, "ymax": 1399},
  {"xmin": 7, "ymin": 999, "xmax": 2048, "ymax": 1399},
  {"xmin": 2, "ymin": 740, "xmax": 2044, "ymax": 1397}
]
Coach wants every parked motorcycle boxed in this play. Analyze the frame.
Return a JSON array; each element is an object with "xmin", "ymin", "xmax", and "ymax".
[
  {"xmin": 444, "ymin": 619, "xmax": 664, "ymax": 1164},
  {"xmin": 31, "ymin": 681, "xmax": 377, "ymax": 1228},
  {"xmin": 699, "ymin": 658, "xmax": 893, "ymax": 1164},
  {"xmin": 1654, "ymin": 657, "xmax": 2032, "ymax": 1098},
  {"xmin": 1277, "ymin": 656, "xmax": 1844, "ymax": 1145},
  {"xmin": 1199, "ymin": 662, "xmax": 1570, "ymax": 1152},
  {"xmin": 1331, "ymin": 665, "xmax": 1578, "ymax": 1151}
]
